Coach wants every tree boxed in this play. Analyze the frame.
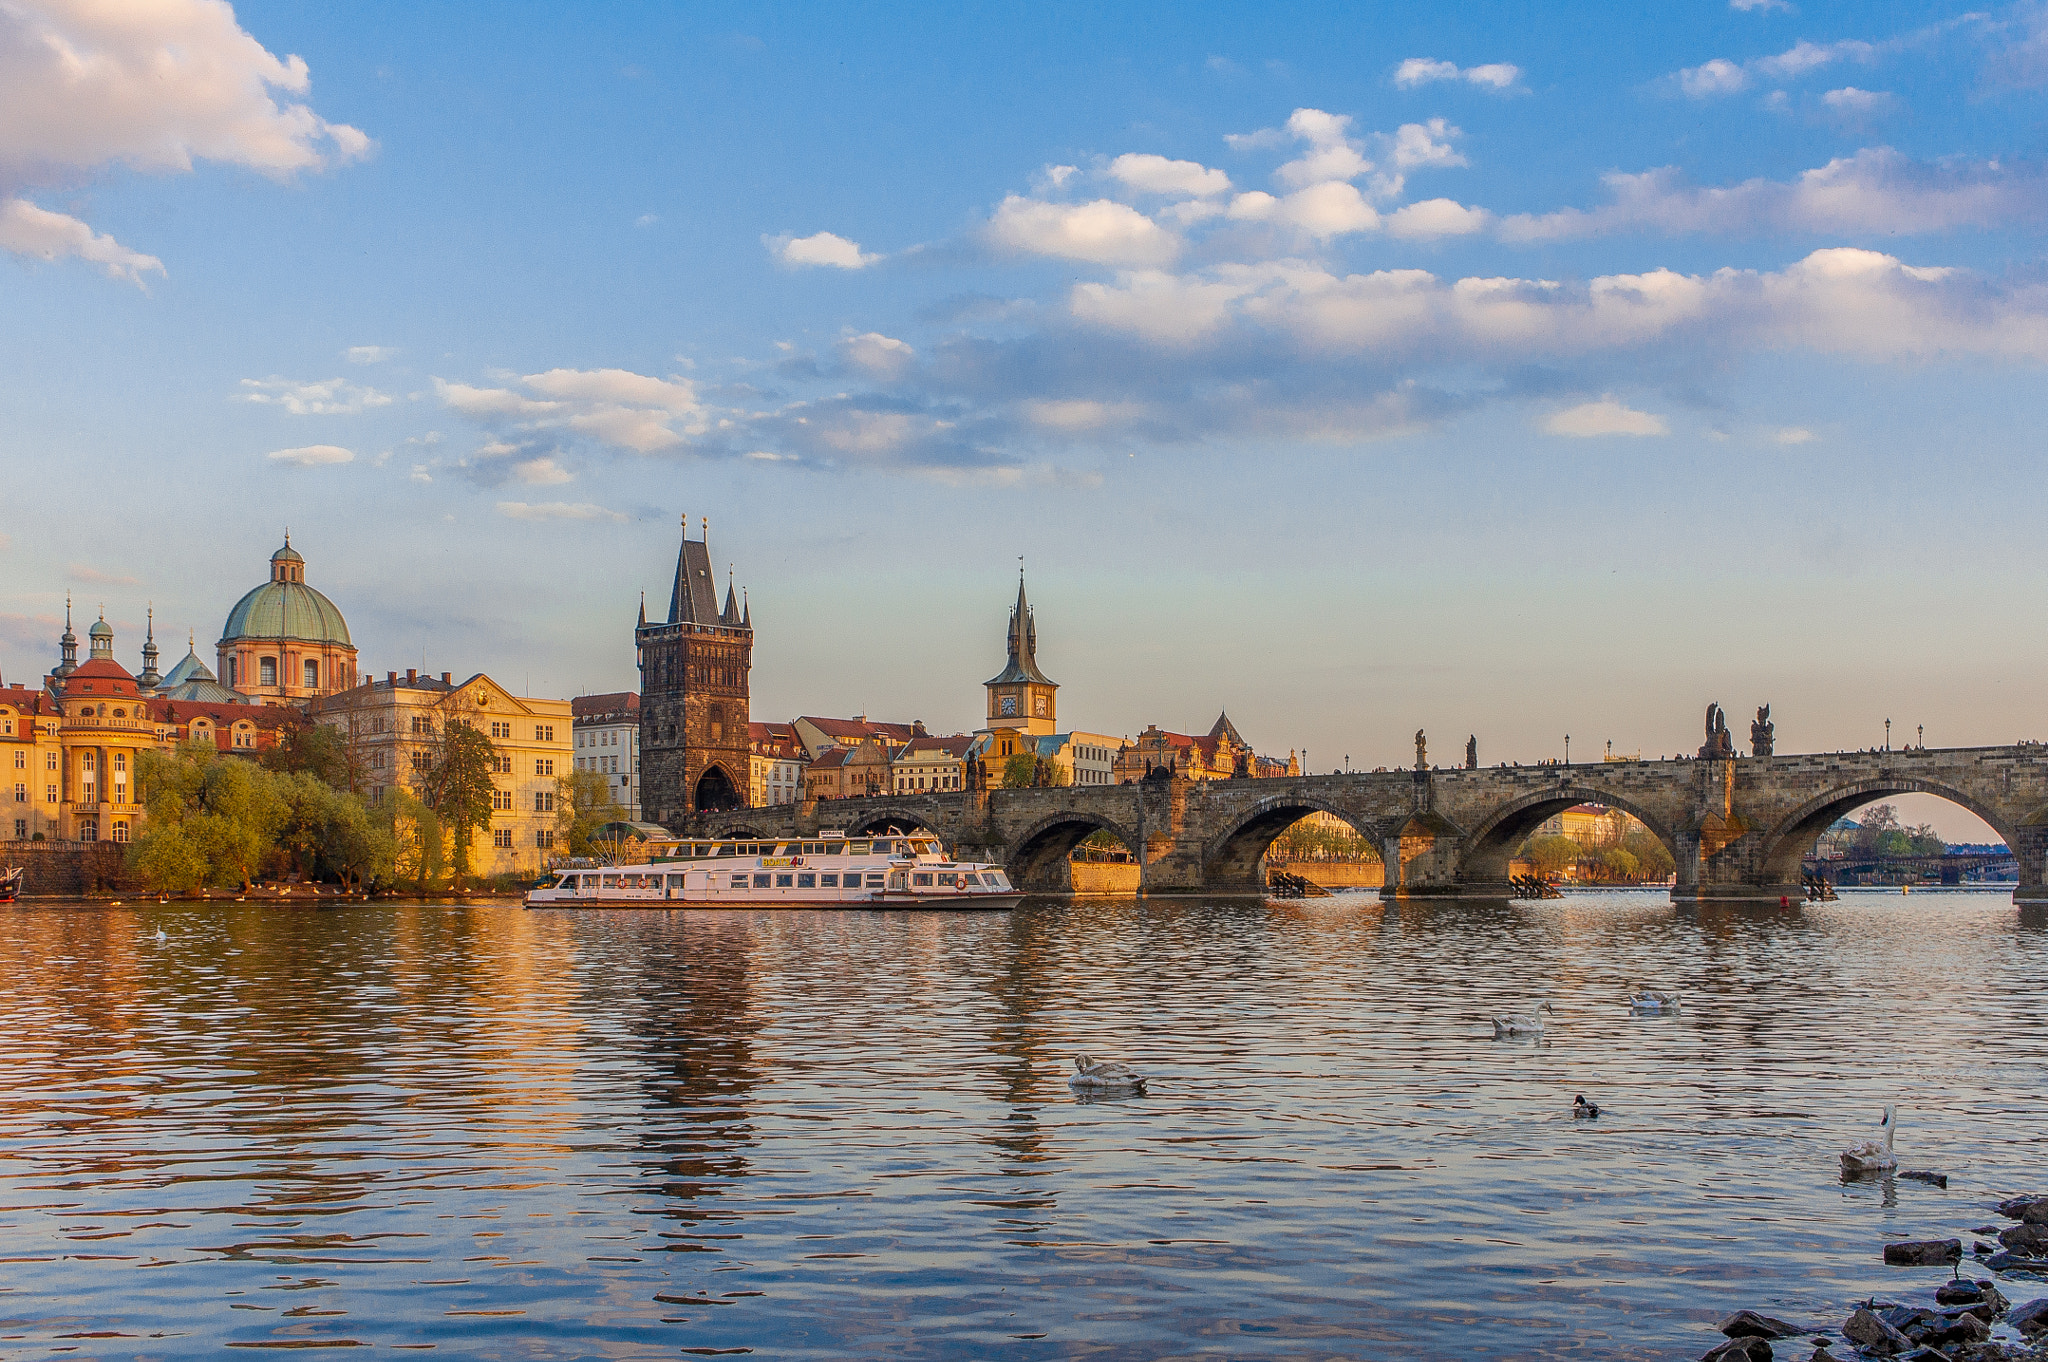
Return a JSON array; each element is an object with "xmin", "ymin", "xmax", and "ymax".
[
  {"xmin": 382, "ymin": 785, "xmax": 444, "ymax": 890},
  {"xmin": 274, "ymin": 772, "xmax": 395, "ymax": 892},
  {"xmin": 1523, "ymin": 834, "xmax": 1583, "ymax": 875},
  {"xmin": 131, "ymin": 740, "xmax": 287, "ymax": 891},
  {"xmin": 1002, "ymin": 753, "xmax": 1039, "ymax": 788},
  {"xmin": 263, "ymin": 719, "xmax": 364, "ymax": 792},
  {"xmin": 558, "ymin": 767, "xmax": 626, "ymax": 858},
  {"xmin": 413, "ymin": 719, "xmax": 496, "ymax": 887},
  {"xmin": 1600, "ymin": 847, "xmax": 1640, "ymax": 881}
]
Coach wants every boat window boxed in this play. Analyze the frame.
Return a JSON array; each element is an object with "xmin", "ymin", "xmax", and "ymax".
[
  {"xmin": 825, "ymin": 842, "xmax": 845, "ymax": 855},
  {"xmin": 692, "ymin": 844, "xmax": 710, "ymax": 857},
  {"xmin": 865, "ymin": 874, "xmax": 886, "ymax": 887},
  {"xmin": 668, "ymin": 875, "xmax": 688, "ymax": 890},
  {"xmin": 989, "ymin": 873, "xmax": 1010, "ymax": 889},
  {"xmin": 847, "ymin": 840, "xmax": 871, "ymax": 854},
  {"xmin": 914, "ymin": 839, "xmax": 937, "ymax": 854},
  {"xmin": 938, "ymin": 873, "xmax": 957, "ymax": 886},
  {"xmin": 775, "ymin": 873, "xmax": 794, "ymax": 888},
  {"xmin": 913, "ymin": 873, "xmax": 933, "ymax": 887},
  {"xmin": 797, "ymin": 873, "xmax": 815, "ymax": 888},
  {"xmin": 715, "ymin": 844, "xmax": 733, "ymax": 857},
  {"xmin": 820, "ymin": 873, "xmax": 838, "ymax": 887},
  {"xmin": 753, "ymin": 873, "xmax": 771, "ymax": 888},
  {"xmin": 602, "ymin": 875, "xmax": 620, "ymax": 889},
  {"xmin": 729, "ymin": 874, "xmax": 748, "ymax": 889},
  {"xmin": 874, "ymin": 839, "xmax": 896, "ymax": 855},
  {"xmin": 961, "ymin": 874, "xmax": 980, "ymax": 886}
]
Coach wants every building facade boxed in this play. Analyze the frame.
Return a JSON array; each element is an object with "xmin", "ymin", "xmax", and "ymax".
[
  {"xmin": 637, "ymin": 520, "xmax": 753, "ymax": 824},
  {"xmin": 1113, "ymin": 714, "xmax": 1271, "ymax": 783},
  {"xmin": 892, "ymin": 734, "xmax": 972, "ymax": 793},
  {"xmin": 309, "ymin": 669, "xmax": 571, "ymax": 876},
  {"xmin": 791, "ymin": 715, "xmax": 925, "ymax": 760},
  {"xmin": 572, "ymin": 692, "xmax": 640, "ymax": 820},
  {"xmin": 217, "ymin": 537, "xmax": 358, "ymax": 703},
  {"xmin": 805, "ymin": 737, "xmax": 894, "ymax": 801},
  {"xmin": 749, "ymin": 722, "xmax": 807, "ymax": 807}
]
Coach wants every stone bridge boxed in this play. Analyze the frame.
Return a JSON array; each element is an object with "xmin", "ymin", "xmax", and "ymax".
[{"xmin": 669, "ymin": 745, "xmax": 2048, "ymax": 905}]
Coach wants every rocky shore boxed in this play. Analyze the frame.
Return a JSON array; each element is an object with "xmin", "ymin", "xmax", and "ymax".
[{"xmin": 1700, "ymin": 1194, "xmax": 2048, "ymax": 1361}]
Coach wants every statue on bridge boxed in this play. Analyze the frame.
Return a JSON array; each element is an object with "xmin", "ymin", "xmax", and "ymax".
[
  {"xmin": 1466, "ymin": 735, "xmax": 1477, "ymax": 770},
  {"xmin": 1751, "ymin": 704, "xmax": 1774, "ymax": 758},
  {"xmin": 1699, "ymin": 704, "xmax": 1737, "ymax": 760},
  {"xmin": 1415, "ymin": 729, "xmax": 1427, "ymax": 771}
]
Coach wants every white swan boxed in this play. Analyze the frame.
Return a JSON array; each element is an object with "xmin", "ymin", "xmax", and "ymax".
[
  {"xmin": 1492, "ymin": 1003, "xmax": 1555, "ymax": 1038},
  {"xmin": 153, "ymin": 928, "xmax": 167, "ymax": 943},
  {"xmin": 1841, "ymin": 1105, "xmax": 1899, "ymax": 1174},
  {"xmin": 1068, "ymin": 1055, "xmax": 1146, "ymax": 1093},
  {"xmin": 1629, "ymin": 989, "xmax": 1681, "ymax": 1012}
]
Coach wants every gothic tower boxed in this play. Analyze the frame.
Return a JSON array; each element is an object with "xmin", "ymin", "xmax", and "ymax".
[
  {"xmin": 638, "ymin": 517, "xmax": 753, "ymax": 824},
  {"xmin": 984, "ymin": 571, "xmax": 1057, "ymax": 735}
]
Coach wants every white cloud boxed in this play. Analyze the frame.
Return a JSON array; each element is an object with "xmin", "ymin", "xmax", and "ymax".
[
  {"xmin": 1501, "ymin": 148, "xmax": 2048, "ymax": 241},
  {"xmin": 0, "ymin": 0, "xmax": 368, "ymax": 277},
  {"xmin": 1821, "ymin": 86, "xmax": 1896, "ymax": 119},
  {"xmin": 0, "ymin": 198, "xmax": 161, "ymax": 284},
  {"xmin": 509, "ymin": 456, "xmax": 572, "ymax": 484},
  {"xmin": 266, "ymin": 444, "xmax": 355, "ymax": 467},
  {"xmin": 635, "ymin": 213, "xmax": 658, "ymax": 227},
  {"xmin": 1021, "ymin": 399, "xmax": 1146, "ymax": 431},
  {"xmin": 1387, "ymin": 198, "xmax": 1491, "ymax": 238},
  {"xmin": 984, "ymin": 195, "xmax": 1179, "ymax": 266},
  {"xmin": 1107, "ymin": 153, "xmax": 1230, "ymax": 198},
  {"xmin": 1543, "ymin": 399, "xmax": 1668, "ymax": 437},
  {"xmin": 495, "ymin": 501, "xmax": 626, "ymax": 522},
  {"xmin": 1673, "ymin": 17, "xmax": 1973, "ymax": 98},
  {"xmin": 838, "ymin": 332, "xmax": 916, "ymax": 381},
  {"xmin": 1773, "ymin": 426, "xmax": 1817, "ymax": 443},
  {"xmin": 1731, "ymin": 0, "xmax": 1793, "ymax": 10},
  {"xmin": 436, "ymin": 368, "xmax": 706, "ymax": 458},
  {"xmin": 1393, "ymin": 58, "xmax": 1522, "ymax": 91},
  {"xmin": 768, "ymin": 230, "xmax": 877, "ymax": 269},
  {"xmin": 1390, "ymin": 118, "xmax": 1467, "ymax": 171},
  {"xmin": 1679, "ymin": 58, "xmax": 1751, "ymax": 96},
  {"xmin": 239, "ymin": 377, "xmax": 393, "ymax": 415},
  {"xmin": 1274, "ymin": 108, "xmax": 1373, "ymax": 188},
  {"xmin": 1228, "ymin": 182, "xmax": 1382, "ymax": 238},
  {"xmin": 344, "ymin": 345, "xmax": 396, "ymax": 364}
]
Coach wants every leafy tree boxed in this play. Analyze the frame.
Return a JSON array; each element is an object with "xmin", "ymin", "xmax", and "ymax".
[
  {"xmin": 1523, "ymin": 835, "xmax": 1583, "ymax": 875},
  {"xmin": 1600, "ymin": 847, "xmax": 1640, "ymax": 880},
  {"xmin": 263, "ymin": 719, "xmax": 364, "ymax": 792},
  {"xmin": 1002, "ymin": 753, "xmax": 1039, "ymax": 788},
  {"xmin": 1621, "ymin": 827, "xmax": 1676, "ymax": 880},
  {"xmin": 413, "ymin": 719, "xmax": 496, "ymax": 887},
  {"xmin": 382, "ymin": 785, "xmax": 444, "ymax": 890},
  {"xmin": 274, "ymin": 772, "xmax": 395, "ymax": 892},
  {"xmin": 131, "ymin": 740, "xmax": 287, "ymax": 890},
  {"xmin": 1035, "ymin": 757, "xmax": 1071, "ymax": 788},
  {"xmin": 558, "ymin": 767, "xmax": 626, "ymax": 858}
]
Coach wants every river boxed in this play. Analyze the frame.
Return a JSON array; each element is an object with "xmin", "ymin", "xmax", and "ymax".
[{"xmin": 1, "ymin": 890, "xmax": 2043, "ymax": 1358}]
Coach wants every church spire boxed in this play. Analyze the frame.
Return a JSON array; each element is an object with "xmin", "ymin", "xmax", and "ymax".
[
  {"xmin": 55, "ymin": 594, "xmax": 77, "ymax": 678},
  {"xmin": 139, "ymin": 605, "xmax": 161, "ymax": 690}
]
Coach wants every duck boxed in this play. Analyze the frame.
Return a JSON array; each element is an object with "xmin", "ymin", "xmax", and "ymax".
[
  {"xmin": 1840, "ymin": 1105, "xmax": 1899, "ymax": 1174},
  {"xmin": 1492, "ymin": 1002, "xmax": 1555, "ymax": 1038},
  {"xmin": 1629, "ymin": 989, "xmax": 1681, "ymax": 1012},
  {"xmin": 1572, "ymin": 1094, "xmax": 1600, "ymax": 1119},
  {"xmin": 1068, "ymin": 1055, "xmax": 1146, "ymax": 1093}
]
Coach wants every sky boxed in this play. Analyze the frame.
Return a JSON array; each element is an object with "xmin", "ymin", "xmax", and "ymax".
[{"xmin": 3, "ymin": 0, "xmax": 2046, "ymax": 838}]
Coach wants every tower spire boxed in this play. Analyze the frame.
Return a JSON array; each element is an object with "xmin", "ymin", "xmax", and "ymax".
[{"xmin": 56, "ymin": 593, "xmax": 78, "ymax": 678}]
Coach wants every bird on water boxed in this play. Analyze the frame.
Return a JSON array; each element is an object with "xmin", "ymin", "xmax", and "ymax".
[
  {"xmin": 1492, "ymin": 1002, "xmax": 1555, "ymax": 1038},
  {"xmin": 1840, "ymin": 1106, "xmax": 1899, "ymax": 1174},
  {"xmin": 1069, "ymin": 1055, "xmax": 1146, "ymax": 1093},
  {"xmin": 1573, "ymin": 1094, "xmax": 1600, "ymax": 1118}
]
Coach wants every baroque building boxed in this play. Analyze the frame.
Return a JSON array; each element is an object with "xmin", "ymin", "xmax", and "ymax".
[
  {"xmin": 638, "ymin": 519, "xmax": 752, "ymax": 824},
  {"xmin": 218, "ymin": 536, "xmax": 358, "ymax": 703}
]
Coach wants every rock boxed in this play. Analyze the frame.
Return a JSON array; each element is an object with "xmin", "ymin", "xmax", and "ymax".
[
  {"xmin": 1885, "ymin": 1238, "xmax": 1964, "ymax": 1265},
  {"xmin": 1844, "ymin": 1307, "xmax": 1914, "ymax": 1354},
  {"xmin": 1974, "ymin": 1226, "xmax": 2003, "ymax": 1235},
  {"xmin": 1703, "ymin": 1338, "xmax": 1773, "ymax": 1362},
  {"xmin": 1947, "ymin": 1310, "xmax": 1992, "ymax": 1343},
  {"xmin": 1937, "ymin": 1281, "xmax": 2009, "ymax": 1320},
  {"xmin": 1997, "ymin": 1195, "xmax": 2048, "ymax": 1220},
  {"xmin": 1899, "ymin": 1170, "xmax": 1949, "ymax": 1188},
  {"xmin": 2010, "ymin": 1298, "xmax": 2048, "ymax": 1336},
  {"xmin": 1984, "ymin": 1250, "xmax": 2048, "ymax": 1272},
  {"xmin": 2000, "ymin": 1224, "xmax": 2048, "ymax": 1253},
  {"xmin": 1976, "ymin": 1240, "xmax": 1999, "ymax": 1255},
  {"xmin": 1721, "ymin": 1310, "xmax": 1805, "ymax": 1339},
  {"xmin": 1938, "ymin": 1281, "xmax": 1990, "ymax": 1306}
]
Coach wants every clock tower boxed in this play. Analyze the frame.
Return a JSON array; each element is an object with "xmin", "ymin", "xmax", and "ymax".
[{"xmin": 984, "ymin": 571, "xmax": 1057, "ymax": 735}]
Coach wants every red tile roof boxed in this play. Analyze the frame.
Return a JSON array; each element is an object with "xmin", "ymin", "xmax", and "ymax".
[{"xmin": 573, "ymin": 692, "xmax": 639, "ymax": 718}]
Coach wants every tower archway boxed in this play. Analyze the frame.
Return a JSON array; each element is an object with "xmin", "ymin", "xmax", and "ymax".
[{"xmin": 694, "ymin": 765, "xmax": 741, "ymax": 812}]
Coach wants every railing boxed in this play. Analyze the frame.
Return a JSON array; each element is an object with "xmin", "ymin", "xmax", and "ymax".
[{"xmin": 62, "ymin": 716, "xmax": 151, "ymax": 732}]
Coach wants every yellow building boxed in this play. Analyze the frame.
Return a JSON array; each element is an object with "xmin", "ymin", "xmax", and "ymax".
[{"xmin": 310, "ymin": 669, "xmax": 571, "ymax": 876}]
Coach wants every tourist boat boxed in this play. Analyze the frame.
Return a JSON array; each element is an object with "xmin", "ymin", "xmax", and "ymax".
[
  {"xmin": 524, "ymin": 830, "xmax": 1025, "ymax": 909},
  {"xmin": 0, "ymin": 866, "xmax": 22, "ymax": 904}
]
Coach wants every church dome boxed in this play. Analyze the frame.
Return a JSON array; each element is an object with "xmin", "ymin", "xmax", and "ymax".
[{"xmin": 220, "ymin": 537, "xmax": 352, "ymax": 647}]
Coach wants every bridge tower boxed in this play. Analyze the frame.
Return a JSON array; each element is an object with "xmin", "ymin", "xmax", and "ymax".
[
  {"xmin": 983, "ymin": 571, "xmax": 1058, "ymax": 739},
  {"xmin": 637, "ymin": 517, "xmax": 752, "ymax": 824}
]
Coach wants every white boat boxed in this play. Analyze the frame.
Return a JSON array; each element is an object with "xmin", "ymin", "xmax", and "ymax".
[{"xmin": 524, "ymin": 830, "xmax": 1025, "ymax": 910}]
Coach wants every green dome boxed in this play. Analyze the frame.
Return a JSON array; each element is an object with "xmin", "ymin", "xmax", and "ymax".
[{"xmin": 221, "ymin": 581, "xmax": 352, "ymax": 647}]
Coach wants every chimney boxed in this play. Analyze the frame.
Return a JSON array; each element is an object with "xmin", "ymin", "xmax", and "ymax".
[
  {"xmin": 406, "ymin": 668, "xmax": 417, "ymax": 684},
  {"xmin": 387, "ymin": 671, "xmax": 397, "ymax": 684},
  {"xmin": 441, "ymin": 672, "xmax": 451, "ymax": 685}
]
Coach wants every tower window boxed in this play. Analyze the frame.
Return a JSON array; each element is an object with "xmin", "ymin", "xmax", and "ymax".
[
  {"xmin": 305, "ymin": 659, "xmax": 319, "ymax": 688},
  {"xmin": 260, "ymin": 657, "xmax": 278, "ymax": 687}
]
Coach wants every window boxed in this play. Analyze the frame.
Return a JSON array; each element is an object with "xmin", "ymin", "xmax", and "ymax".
[
  {"xmin": 46, "ymin": 785, "xmax": 56, "ymax": 803},
  {"xmin": 492, "ymin": 828, "xmax": 513, "ymax": 848},
  {"xmin": 535, "ymin": 724, "xmax": 554, "ymax": 742},
  {"xmin": 227, "ymin": 657, "xmax": 237, "ymax": 687},
  {"xmin": 114, "ymin": 753, "xmax": 125, "ymax": 772},
  {"xmin": 45, "ymin": 752, "xmax": 55, "ymax": 770},
  {"xmin": 865, "ymin": 874, "xmax": 885, "ymax": 887},
  {"xmin": 753, "ymin": 873, "xmax": 771, "ymax": 887},
  {"xmin": 111, "ymin": 820, "xmax": 129, "ymax": 844},
  {"xmin": 534, "ymin": 791, "xmax": 555, "ymax": 813},
  {"xmin": 535, "ymin": 829, "xmax": 555, "ymax": 849},
  {"xmin": 491, "ymin": 789, "xmax": 512, "ymax": 811},
  {"xmin": 913, "ymin": 873, "xmax": 933, "ymax": 887},
  {"xmin": 412, "ymin": 716, "xmax": 433, "ymax": 735},
  {"xmin": 304, "ymin": 659, "xmax": 319, "ymax": 689},
  {"xmin": 492, "ymin": 754, "xmax": 512, "ymax": 774},
  {"xmin": 82, "ymin": 751, "xmax": 96, "ymax": 773},
  {"xmin": 411, "ymin": 751, "xmax": 430, "ymax": 771},
  {"xmin": 730, "ymin": 874, "xmax": 748, "ymax": 889},
  {"xmin": 535, "ymin": 758, "xmax": 554, "ymax": 776},
  {"xmin": 12, "ymin": 784, "xmax": 21, "ymax": 802},
  {"xmin": 491, "ymin": 722, "xmax": 511, "ymax": 739},
  {"xmin": 12, "ymin": 751, "xmax": 20, "ymax": 768},
  {"xmin": 260, "ymin": 657, "xmax": 278, "ymax": 687},
  {"xmin": 938, "ymin": 873, "xmax": 957, "ymax": 886},
  {"xmin": 12, "ymin": 818, "xmax": 23, "ymax": 839},
  {"xmin": 797, "ymin": 873, "xmax": 816, "ymax": 888},
  {"xmin": 820, "ymin": 873, "xmax": 838, "ymax": 887}
]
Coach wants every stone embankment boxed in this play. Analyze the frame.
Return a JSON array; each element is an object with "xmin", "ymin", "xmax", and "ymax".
[{"xmin": 1698, "ymin": 1192, "xmax": 2048, "ymax": 1361}]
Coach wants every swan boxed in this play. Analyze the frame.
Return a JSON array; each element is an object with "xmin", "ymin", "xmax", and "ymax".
[
  {"xmin": 1492, "ymin": 1002, "xmax": 1555, "ymax": 1038},
  {"xmin": 1629, "ymin": 989, "xmax": 1681, "ymax": 1012},
  {"xmin": 1068, "ymin": 1055, "xmax": 1146, "ymax": 1093},
  {"xmin": 153, "ymin": 928, "xmax": 167, "ymax": 943},
  {"xmin": 1573, "ymin": 1094, "xmax": 1600, "ymax": 1119},
  {"xmin": 1841, "ymin": 1105, "xmax": 1899, "ymax": 1174}
]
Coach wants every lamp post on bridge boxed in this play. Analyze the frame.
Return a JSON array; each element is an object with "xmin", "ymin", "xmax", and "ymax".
[
  {"xmin": 1565, "ymin": 734, "xmax": 1570, "ymax": 766},
  {"xmin": 1885, "ymin": 718, "xmax": 1892, "ymax": 753}
]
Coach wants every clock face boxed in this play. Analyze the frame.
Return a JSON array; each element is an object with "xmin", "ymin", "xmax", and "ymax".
[{"xmin": 999, "ymin": 695, "xmax": 1017, "ymax": 716}]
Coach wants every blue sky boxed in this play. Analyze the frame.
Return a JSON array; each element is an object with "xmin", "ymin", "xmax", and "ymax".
[{"xmin": 3, "ymin": 1, "xmax": 2045, "ymax": 833}]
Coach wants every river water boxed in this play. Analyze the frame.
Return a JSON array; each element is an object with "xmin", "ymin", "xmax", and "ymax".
[{"xmin": 1, "ymin": 890, "xmax": 2044, "ymax": 1359}]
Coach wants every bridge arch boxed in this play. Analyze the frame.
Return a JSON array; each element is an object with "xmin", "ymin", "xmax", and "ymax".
[
  {"xmin": 1755, "ymin": 778, "xmax": 2025, "ymax": 887},
  {"xmin": 1203, "ymin": 795, "xmax": 1386, "ymax": 891},
  {"xmin": 1008, "ymin": 812, "xmax": 1143, "ymax": 893},
  {"xmin": 1458, "ymin": 785, "xmax": 1681, "ymax": 885},
  {"xmin": 839, "ymin": 807, "xmax": 942, "ymax": 837}
]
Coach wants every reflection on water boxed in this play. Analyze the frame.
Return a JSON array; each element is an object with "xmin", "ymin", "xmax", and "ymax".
[{"xmin": 2, "ymin": 890, "xmax": 2045, "ymax": 1358}]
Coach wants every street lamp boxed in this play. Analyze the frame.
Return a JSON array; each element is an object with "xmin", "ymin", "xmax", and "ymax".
[
  {"xmin": 1885, "ymin": 718, "xmax": 1891, "ymax": 752},
  {"xmin": 1565, "ymin": 734, "xmax": 1571, "ymax": 765}
]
